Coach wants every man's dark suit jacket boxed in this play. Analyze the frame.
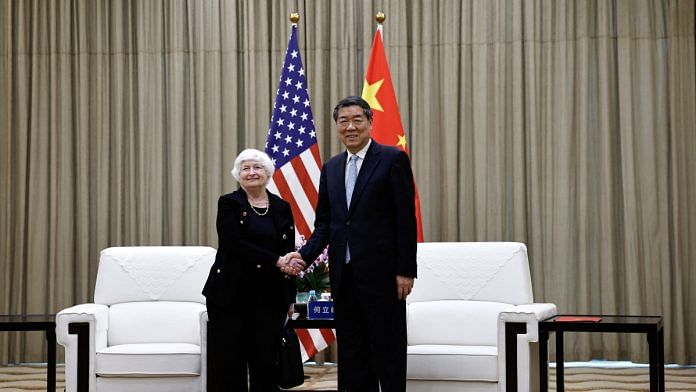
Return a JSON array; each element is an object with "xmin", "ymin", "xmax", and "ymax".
[{"xmin": 299, "ymin": 140, "xmax": 417, "ymax": 299}]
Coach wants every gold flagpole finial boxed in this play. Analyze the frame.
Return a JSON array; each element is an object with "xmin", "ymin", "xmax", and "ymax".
[
  {"xmin": 375, "ymin": 12, "xmax": 385, "ymax": 24},
  {"xmin": 290, "ymin": 13, "xmax": 300, "ymax": 24}
]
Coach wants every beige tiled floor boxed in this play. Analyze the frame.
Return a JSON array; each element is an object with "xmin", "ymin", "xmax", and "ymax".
[
  {"xmin": 4, "ymin": 364, "xmax": 696, "ymax": 391},
  {"xmin": 284, "ymin": 364, "xmax": 337, "ymax": 390}
]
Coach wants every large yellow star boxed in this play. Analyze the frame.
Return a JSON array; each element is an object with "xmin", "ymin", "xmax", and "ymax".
[
  {"xmin": 397, "ymin": 134, "xmax": 408, "ymax": 150},
  {"xmin": 361, "ymin": 79, "xmax": 384, "ymax": 112}
]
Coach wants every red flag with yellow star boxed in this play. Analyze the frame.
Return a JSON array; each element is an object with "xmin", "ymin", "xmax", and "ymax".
[{"xmin": 362, "ymin": 26, "xmax": 424, "ymax": 242}]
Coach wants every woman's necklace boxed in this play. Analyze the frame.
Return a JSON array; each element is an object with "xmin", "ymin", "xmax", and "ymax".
[
  {"xmin": 249, "ymin": 203, "xmax": 269, "ymax": 216},
  {"xmin": 248, "ymin": 197, "xmax": 270, "ymax": 216}
]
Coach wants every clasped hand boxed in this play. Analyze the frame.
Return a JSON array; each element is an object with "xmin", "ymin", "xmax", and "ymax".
[{"xmin": 276, "ymin": 252, "xmax": 306, "ymax": 276}]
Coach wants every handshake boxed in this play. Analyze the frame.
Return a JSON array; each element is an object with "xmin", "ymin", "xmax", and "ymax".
[{"xmin": 276, "ymin": 252, "xmax": 306, "ymax": 276}]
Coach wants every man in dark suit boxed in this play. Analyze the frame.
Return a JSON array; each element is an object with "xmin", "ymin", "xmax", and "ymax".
[{"xmin": 289, "ymin": 96, "xmax": 418, "ymax": 391}]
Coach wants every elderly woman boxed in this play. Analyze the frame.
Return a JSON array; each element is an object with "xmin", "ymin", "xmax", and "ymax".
[{"xmin": 203, "ymin": 148, "xmax": 305, "ymax": 391}]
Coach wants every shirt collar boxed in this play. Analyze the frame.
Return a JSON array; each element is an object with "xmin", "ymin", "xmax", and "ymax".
[{"xmin": 346, "ymin": 139, "xmax": 371, "ymax": 161}]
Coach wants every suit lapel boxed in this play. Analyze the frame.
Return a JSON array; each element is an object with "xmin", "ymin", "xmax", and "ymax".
[
  {"xmin": 348, "ymin": 142, "xmax": 380, "ymax": 215},
  {"xmin": 230, "ymin": 188, "xmax": 247, "ymax": 205}
]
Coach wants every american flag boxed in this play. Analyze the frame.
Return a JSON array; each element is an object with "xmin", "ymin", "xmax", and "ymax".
[{"xmin": 264, "ymin": 24, "xmax": 336, "ymax": 362}]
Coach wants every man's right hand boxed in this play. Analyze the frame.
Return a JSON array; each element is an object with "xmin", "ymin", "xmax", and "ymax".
[
  {"xmin": 276, "ymin": 255, "xmax": 298, "ymax": 276},
  {"xmin": 284, "ymin": 252, "xmax": 306, "ymax": 271}
]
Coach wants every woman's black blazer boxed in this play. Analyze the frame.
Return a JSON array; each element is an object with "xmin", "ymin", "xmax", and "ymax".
[{"xmin": 202, "ymin": 188, "xmax": 297, "ymax": 307}]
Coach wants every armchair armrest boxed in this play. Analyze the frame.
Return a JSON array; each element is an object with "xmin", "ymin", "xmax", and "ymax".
[
  {"xmin": 497, "ymin": 303, "xmax": 557, "ymax": 392},
  {"xmin": 56, "ymin": 304, "xmax": 109, "ymax": 392},
  {"xmin": 199, "ymin": 310, "xmax": 209, "ymax": 392},
  {"xmin": 499, "ymin": 303, "xmax": 557, "ymax": 342}
]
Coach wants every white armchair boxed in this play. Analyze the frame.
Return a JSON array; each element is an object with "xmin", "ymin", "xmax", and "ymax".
[
  {"xmin": 406, "ymin": 242, "xmax": 557, "ymax": 392},
  {"xmin": 56, "ymin": 246, "xmax": 215, "ymax": 392}
]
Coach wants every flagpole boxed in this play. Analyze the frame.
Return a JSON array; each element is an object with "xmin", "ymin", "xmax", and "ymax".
[
  {"xmin": 266, "ymin": 12, "xmax": 336, "ymax": 359},
  {"xmin": 375, "ymin": 11, "xmax": 385, "ymax": 33},
  {"xmin": 365, "ymin": 11, "xmax": 426, "ymax": 242}
]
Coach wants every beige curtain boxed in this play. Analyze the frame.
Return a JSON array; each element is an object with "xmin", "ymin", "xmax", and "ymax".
[{"xmin": 1, "ymin": 0, "xmax": 694, "ymax": 365}]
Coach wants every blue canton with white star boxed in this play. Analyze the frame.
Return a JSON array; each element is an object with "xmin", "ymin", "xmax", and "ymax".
[{"xmin": 265, "ymin": 25, "xmax": 316, "ymax": 169}]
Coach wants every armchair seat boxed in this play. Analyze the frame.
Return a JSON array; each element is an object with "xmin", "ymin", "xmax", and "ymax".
[
  {"xmin": 96, "ymin": 343, "xmax": 201, "ymax": 376},
  {"xmin": 407, "ymin": 344, "xmax": 498, "ymax": 381}
]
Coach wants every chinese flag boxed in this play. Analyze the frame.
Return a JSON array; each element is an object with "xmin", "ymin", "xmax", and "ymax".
[{"xmin": 362, "ymin": 26, "xmax": 424, "ymax": 242}]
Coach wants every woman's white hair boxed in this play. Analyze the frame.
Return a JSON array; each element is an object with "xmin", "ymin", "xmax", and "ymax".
[{"xmin": 230, "ymin": 148, "xmax": 275, "ymax": 183}]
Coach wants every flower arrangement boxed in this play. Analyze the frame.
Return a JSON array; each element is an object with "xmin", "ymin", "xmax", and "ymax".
[{"xmin": 294, "ymin": 236, "xmax": 330, "ymax": 293}]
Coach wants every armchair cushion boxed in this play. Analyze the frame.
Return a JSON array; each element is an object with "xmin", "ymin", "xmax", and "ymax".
[
  {"xmin": 408, "ymin": 300, "xmax": 511, "ymax": 346},
  {"xmin": 96, "ymin": 343, "xmax": 201, "ymax": 376},
  {"xmin": 407, "ymin": 345, "xmax": 498, "ymax": 382},
  {"xmin": 408, "ymin": 242, "xmax": 533, "ymax": 305},
  {"xmin": 107, "ymin": 302, "xmax": 205, "ymax": 346},
  {"xmin": 95, "ymin": 246, "xmax": 215, "ymax": 305}
]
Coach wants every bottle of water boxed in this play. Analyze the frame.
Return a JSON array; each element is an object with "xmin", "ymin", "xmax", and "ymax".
[
  {"xmin": 307, "ymin": 290, "xmax": 318, "ymax": 319},
  {"xmin": 307, "ymin": 290, "xmax": 318, "ymax": 303}
]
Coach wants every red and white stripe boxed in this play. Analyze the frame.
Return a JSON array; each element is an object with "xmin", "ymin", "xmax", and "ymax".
[
  {"xmin": 267, "ymin": 145, "xmax": 321, "ymax": 237},
  {"xmin": 295, "ymin": 327, "xmax": 337, "ymax": 362}
]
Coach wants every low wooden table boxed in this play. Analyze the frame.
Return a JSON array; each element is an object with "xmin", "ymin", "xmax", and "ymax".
[
  {"xmin": 539, "ymin": 315, "xmax": 664, "ymax": 392},
  {"xmin": 0, "ymin": 314, "xmax": 56, "ymax": 392}
]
